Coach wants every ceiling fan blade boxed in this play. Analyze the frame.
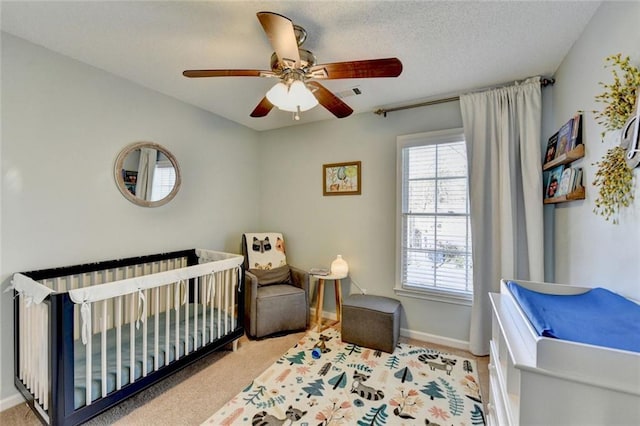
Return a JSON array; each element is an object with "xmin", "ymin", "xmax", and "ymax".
[
  {"xmin": 183, "ymin": 69, "xmax": 275, "ymax": 78},
  {"xmin": 257, "ymin": 11, "xmax": 300, "ymax": 68},
  {"xmin": 309, "ymin": 58, "xmax": 403, "ymax": 79},
  {"xmin": 250, "ymin": 97, "xmax": 274, "ymax": 117},
  {"xmin": 307, "ymin": 81, "xmax": 353, "ymax": 118}
]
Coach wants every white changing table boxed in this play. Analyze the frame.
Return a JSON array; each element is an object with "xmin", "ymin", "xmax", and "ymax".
[{"xmin": 488, "ymin": 279, "xmax": 640, "ymax": 426}]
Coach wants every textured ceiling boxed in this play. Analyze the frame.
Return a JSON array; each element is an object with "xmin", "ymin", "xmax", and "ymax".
[{"xmin": 1, "ymin": 1, "xmax": 601, "ymax": 131}]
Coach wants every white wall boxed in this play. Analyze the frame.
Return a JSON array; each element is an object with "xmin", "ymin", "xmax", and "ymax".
[
  {"xmin": 258, "ymin": 101, "xmax": 473, "ymax": 345},
  {"xmin": 551, "ymin": 2, "xmax": 640, "ymax": 299},
  {"xmin": 0, "ymin": 33, "xmax": 260, "ymax": 402}
]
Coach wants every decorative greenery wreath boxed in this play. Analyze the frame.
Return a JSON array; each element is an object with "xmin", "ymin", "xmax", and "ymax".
[
  {"xmin": 592, "ymin": 146, "xmax": 634, "ymax": 223},
  {"xmin": 592, "ymin": 54, "xmax": 639, "ymax": 223},
  {"xmin": 594, "ymin": 54, "xmax": 640, "ymax": 136}
]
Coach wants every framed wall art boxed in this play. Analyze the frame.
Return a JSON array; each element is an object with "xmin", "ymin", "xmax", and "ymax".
[{"xmin": 323, "ymin": 161, "xmax": 361, "ymax": 196}]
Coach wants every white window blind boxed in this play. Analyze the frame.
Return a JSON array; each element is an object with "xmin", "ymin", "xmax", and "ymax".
[
  {"xmin": 396, "ymin": 129, "xmax": 473, "ymax": 303},
  {"xmin": 151, "ymin": 160, "xmax": 176, "ymax": 201}
]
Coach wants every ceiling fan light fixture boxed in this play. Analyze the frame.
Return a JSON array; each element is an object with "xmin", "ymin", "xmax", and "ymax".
[{"xmin": 266, "ymin": 80, "xmax": 318, "ymax": 113}]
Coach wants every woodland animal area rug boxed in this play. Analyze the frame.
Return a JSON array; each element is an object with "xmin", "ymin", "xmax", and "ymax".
[{"xmin": 203, "ymin": 328, "xmax": 485, "ymax": 425}]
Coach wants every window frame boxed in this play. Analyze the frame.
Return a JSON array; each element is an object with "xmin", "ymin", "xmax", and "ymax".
[{"xmin": 395, "ymin": 128, "xmax": 473, "ymax": 306}]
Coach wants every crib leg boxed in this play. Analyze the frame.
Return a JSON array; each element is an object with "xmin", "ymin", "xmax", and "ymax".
[{"xmin": 232, "ymin": 340, "xmax": 238, "ymax": 352}]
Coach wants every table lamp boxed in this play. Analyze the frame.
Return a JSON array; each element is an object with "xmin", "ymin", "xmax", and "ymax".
[{"xmin": 330, "ymin": 255, "xmax": 349, "ymax": 277}]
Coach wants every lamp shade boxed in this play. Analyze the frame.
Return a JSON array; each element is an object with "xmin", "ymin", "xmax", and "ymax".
[
  {"xmin": 330, "ymin": 255, "xmax": 349, "ymax": 277},
  {"xmin": 265, "ymin": 82, "xmax": 289, "ymax": 106},
  {"xmin": 288, "ymin": 80, "xmax": 318, "ymax": 111}
]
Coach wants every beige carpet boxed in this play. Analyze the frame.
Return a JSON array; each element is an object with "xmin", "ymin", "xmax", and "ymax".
[{"xmin": 0, "ymin": 329, "xmax": 488, "ymax": 425}]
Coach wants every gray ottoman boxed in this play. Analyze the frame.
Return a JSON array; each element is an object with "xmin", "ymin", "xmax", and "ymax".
[{"xmin": 341, "ymin": 294, "xmax": 401, "ymax": 353}]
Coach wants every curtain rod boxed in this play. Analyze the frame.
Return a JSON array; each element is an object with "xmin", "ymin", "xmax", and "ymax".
[{"xmin": 374, "ymin": 77, "xmax": 555, "ymax": 117}]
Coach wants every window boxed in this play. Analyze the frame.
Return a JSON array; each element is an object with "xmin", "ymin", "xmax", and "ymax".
[
  {"xmin": 396, "ymin": 129, "xmax": 473, "ymax": 305},
  {"xmin": 151, "ymin": 160, "xmax": 176, "ymax": 201}
]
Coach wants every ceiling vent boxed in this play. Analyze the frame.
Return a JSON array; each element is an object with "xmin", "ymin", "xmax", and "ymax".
[{"xmin": 335, "ymin": 86, "xmax": 362, "ymax": 99}]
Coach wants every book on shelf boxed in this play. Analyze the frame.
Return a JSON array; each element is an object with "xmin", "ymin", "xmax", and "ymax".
[
  {"xmin": 544, "ymin": 131, "xmax": 559, "ymax": 164},
  {"xmin": 569, "ymin": 113, "xmax": 582, "ymax": 150},
  {"xmin": 558, "ymin": 167, "xmax": 575, "ymax": 196},
  {"xmin": 545, "ymin": 165, "xmax": 564, "ymax": 199},
  {"xmin": 555, "ymin": 117, "xmax": 574, "ymax": 158},
  {"xmin": 573, "ymin": 167, "xmax": 583, "ymax": 190}
]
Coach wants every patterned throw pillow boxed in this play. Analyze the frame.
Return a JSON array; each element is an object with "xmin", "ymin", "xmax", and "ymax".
[
  {"xmin": 249, "ymin": 265, "xmax": 291, "ymax": 286},
  {"xmin": 244, "ymin": 233, "xmax": 287, "ymax": 269}
]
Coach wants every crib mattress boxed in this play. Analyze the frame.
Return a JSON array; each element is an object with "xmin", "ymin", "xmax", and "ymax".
[
  {"xmin": 506, "ymin": 281, "xmax": 640, "ymax": 353},
  {"xmin": 74, "ymin": 304, "xmax": 232, "ymax": 408}
]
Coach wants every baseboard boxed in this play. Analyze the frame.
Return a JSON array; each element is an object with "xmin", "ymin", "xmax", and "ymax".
[
  {"xmin": 0, "ymin": 392, "xmax": 25, "ymax": 413},
  {"xmin": 311, "ymin": 307, "xmax": 337, "ymax": 322},
  {"xmin": 400, "ymin": 327, "xmax": 470, "ymax": 351},
  {"xmin": 312, "ymin": 307, "xmax": 470, "ymax": 351}
]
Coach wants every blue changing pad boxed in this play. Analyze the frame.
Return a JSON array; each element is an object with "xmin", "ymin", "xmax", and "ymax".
[{"xmin": 506, "ymin": 281, "xmax": 640, "ymax": 353}]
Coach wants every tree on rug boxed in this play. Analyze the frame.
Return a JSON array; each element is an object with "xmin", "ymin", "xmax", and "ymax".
[
  {"xmin": 357, "ymin": 404, "xmax": 389, "ymax": 426},
  {"xmin": 421, "ymin": 380, "xmax": 446, "ymax": 401}
]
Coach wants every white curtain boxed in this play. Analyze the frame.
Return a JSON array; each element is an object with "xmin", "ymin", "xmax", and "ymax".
[
  {"xmin": 135, "ymin": 148, "xmax": 157, "ymax": 201},
  {"xmin": 460, "ymin": 77, "xmax": 545, "ymax": 355}
]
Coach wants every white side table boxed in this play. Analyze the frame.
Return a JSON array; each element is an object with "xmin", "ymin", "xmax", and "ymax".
[{"xmin": 311, "ymin": 273, "xmax": 347, "ymax": 332}]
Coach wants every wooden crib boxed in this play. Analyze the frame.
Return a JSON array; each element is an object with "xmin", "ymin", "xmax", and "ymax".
[{"xmin": 12, "ymin": 248, "xmax": 244, "ymax": 426}]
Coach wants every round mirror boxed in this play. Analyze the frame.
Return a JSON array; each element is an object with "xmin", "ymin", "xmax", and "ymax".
[{"xmin": 114, "ymin": 142, "xmax": 181, "ymax": 207}]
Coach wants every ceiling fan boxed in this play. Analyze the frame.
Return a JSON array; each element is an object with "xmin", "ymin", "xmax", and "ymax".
[{"xmin": 183, "ymin": 11, "xmax": 403, "ymax": 120}]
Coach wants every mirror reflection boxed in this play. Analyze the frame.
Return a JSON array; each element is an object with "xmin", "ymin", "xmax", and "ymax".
[{"xmin": 114, "ymin": 142, "xmax": 181, "ymax": 207}]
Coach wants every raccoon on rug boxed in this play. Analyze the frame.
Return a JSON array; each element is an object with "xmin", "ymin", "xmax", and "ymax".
[{"xmin": 203, "ymin": 328, "xmax": 485, "ymax": 425}]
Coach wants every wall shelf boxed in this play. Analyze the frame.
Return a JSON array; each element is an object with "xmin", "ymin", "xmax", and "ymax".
[
  {"xmin": 543, "ymin": 186, "xmax": 585, "ymax": 204},
  {"xmin": 542, "ymin": 144, "xmax": 584, "ymax": 171},
  {"xmin": 542, "ymin": 120, "xmax": 585, "ymax": 203}
]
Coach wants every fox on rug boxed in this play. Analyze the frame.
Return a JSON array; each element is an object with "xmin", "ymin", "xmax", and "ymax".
[{"xmin": 204, "ymin": 328, "xmax": 485, "ymax": 425}]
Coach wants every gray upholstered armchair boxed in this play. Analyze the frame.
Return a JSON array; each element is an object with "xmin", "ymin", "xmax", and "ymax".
[{"xmin": 242, "ymin": 233, "xmax": 309, "ymax": 339}]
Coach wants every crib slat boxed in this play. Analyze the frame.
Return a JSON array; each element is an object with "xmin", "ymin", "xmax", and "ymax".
[
  {"xmin": 184, "ymin": 281, "xmax": 190, "ymax": 355},
  {"xmin": 18, "ymin": 295, "xmax": 25, "ymax": 384},
  {"xmin": 193, "ymin": 277, "xmax": 199, "ymax": 350},
  {"xmin": 175, "ymin": 281, "xmax": 180, "ymax": 361},
  {"xmin": 154, "ymin": 287, "xmax": 159, "ymax": 371},
  {"xmin": 165, "ymin": 285, "xmax": 170, "ymax": 366},
  {"xmin": 224, "ymin": 270, "xmax": 229, "ymax": 334},
  {"xmin": 29, "ymin": 300, "xmax": 36, "ymax": 401},
  {"xmin": 85, "ymin": 303, "xmax": 92, "ymax": 406},
  {"xmin": 209, "ymin": 274, "xmax": 215, "ymax": 342},
  {"xmin": 34, "ymin": 302, "xmax": 41, "ymax": 406},
  {"xmin": 116, "ymin": 296, "xmax": 122, "ymax": 390},
  {"xmin": 36, "ymin": 304, "xmax": 41, "ymax": 408},
  {"xmin": 101, "ymin": 300, "xmax": 107, "ymax": 398},
  {"xmin": 142, "ymin": 289, "xmax": 148, "ymax": 377},
  {"xmin": 25, "ymin": 297, "xmax": 32, "ymax": 391},
  {"xmin": 129, "ymin": 291, "xmax": 135, "ymax": 384},
  {"xmin": 202, "ymin": 275, "xmax": 208, "ymax": 344},
  {"xmin": 217, "ymin": 272, "xmax": 222, "ymax": 339}
]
